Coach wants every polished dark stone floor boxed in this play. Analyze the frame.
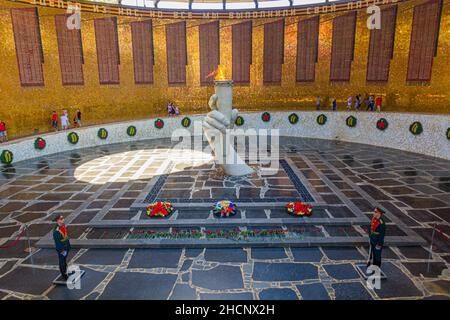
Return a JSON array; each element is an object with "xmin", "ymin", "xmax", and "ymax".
[{"xmin": 0, "ymin": 137, "xmax": 449, "ymax": 299}]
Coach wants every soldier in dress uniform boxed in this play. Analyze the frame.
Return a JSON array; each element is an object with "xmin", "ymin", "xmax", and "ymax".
[
  {"xmin": 53, "ymin": 215, "xmax": 71, "ymax": 280},
  {"xmin": 368, "ymin": 207, "xmax": 386, "ymax": 268}
]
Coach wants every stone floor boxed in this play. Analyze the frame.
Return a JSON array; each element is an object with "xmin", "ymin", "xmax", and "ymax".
[{"xmin": 0, "ymin": 137, "xmax": 449, "ymax": 299}]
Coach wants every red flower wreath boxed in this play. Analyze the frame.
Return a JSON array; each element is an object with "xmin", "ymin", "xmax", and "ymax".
[
  {"xmin": 146, "ymin": 201, "xmax": 173, "ymax": 218},
  {"xmin": 285, "ymin": 201, "xmax": 313, "ymax": 217},
  {"xmin": 34, "ymin": 137, "xmax": 46, "ymax": 150}
]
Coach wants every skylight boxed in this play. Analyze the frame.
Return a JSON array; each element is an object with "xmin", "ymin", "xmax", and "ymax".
[
  {"xmin": 258, "ymin": 0, "xmax": 291, "ymax": 9},
  {"xmin": 225, "ymin": 1, "xmax": 257, "ymax": 10}
]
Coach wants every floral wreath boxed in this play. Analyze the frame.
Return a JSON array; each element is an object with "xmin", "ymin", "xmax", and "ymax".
[
  {"xmin": 0, "ymin": 150, "xmax": 13, "ymax": 165},
  {"xmin": 127, "ymin": 125, "xmax": 137, "ymax": 137},
  {"xmin": 98, "ymin": 128, "xmax": 108, "ymax": 140},
  {"xmin": 288, "ymin": 113, "xmax": 299, "ymax": 124},
  {"xmin": 146, "ymin": 201, "xmax": 174, "ymax": 218},
  {"xmin": 67, "ymin": 132, "xmax": 79, "ymax": 145},
  {"xmin": 261, "ymin": 112, "xmax": 271, "ymax": 122},
  {"xmin": 181, "ymin": 117, "xmax": 191, "ymax": 128},
  {"xmin": 285, "ymin": 200, "xmax": 313, "ymax": 217},
  {"xmin": 213, "ymin": 200, "xmax": 237, "ymax": 218},
  {"xmin": 317, "ymin": 114, "xmax": 327, "ymax": 125},
  {"xmin": 346, "ymin": 116, "xmax": 357, "ymax": 128},
  {"xmin": 34, "ymin": 137, "xmax": 46, "ymax": 150},
  {"xmin": 409, "ymin": 122, "xmax": 423, "ymax": 135},
  {"xmin": 155, "ymin": 118, "xmax": 164, "ymax": 129},
  {"xmin": 376, "ymin": 118, "xmax": 388, "ymax": 131},
  {"xmin": 235, "ymin": 116, "xmax": 244, "ymax": 126}
]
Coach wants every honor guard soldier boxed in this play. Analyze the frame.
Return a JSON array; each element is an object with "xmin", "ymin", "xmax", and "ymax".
[
  {"xmin": 368, "ymin": 208, "xmax": 386, "ymax": 268},
  {"xmin": 53, "ymin": 215, "xmax": 71, "ymax": 280}
]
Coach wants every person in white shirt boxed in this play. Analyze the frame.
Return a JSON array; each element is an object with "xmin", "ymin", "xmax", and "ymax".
[
  {"xmin": 347, "ymin": 96, "xmax": 353, "ymax": 111},
  {"xmin": 61, "ymin": 110, "xmax": 70, "ymax": 130}
]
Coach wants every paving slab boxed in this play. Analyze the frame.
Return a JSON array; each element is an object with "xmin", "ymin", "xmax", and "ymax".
[
  {"xmin": 128, "ymin": 248, "xmax": 182, "ymax": 269},
  {"xmin": 99, "ymin": 272, "xmax": 177, "ymax": 300},
  {"xmin": 192, "ymin": 265, "xmax": 244, "ymax": 290}
]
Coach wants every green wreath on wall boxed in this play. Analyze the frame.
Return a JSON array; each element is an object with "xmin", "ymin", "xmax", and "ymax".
[
  {"xmin": 0, "ymin": 150, "xmax": 13, "ymax": 165},
  {"xmin": 181, "ymin": 117, "xmax": 191, "ymax": 128},
  {"xmin": 34, "ymin": 137, "xmax": 47, "ymax": 150},
  {"xmin": 67, "ymin": 132, "xmax": 79, "ymax": 145},
  {"xmin": 346, "ymin": 116, "xmax": 357, "ymax": 128},
  {"xmin": 409, "ymin": 122, "xmax": 423, "ymax": 135},
  {"xmin": 447, "ymin": 128, "xmax": 450, "ymax": 140},
  {"xmin": 127, "ymin": 126, "xmax": 137, "ymax": 137},
  {"xmin": 98, "ymin": 128, "xmax": 108, "ymax": 140},
  {"xmin": 235, "ymin": 116, "xmax": 244, "ymax": 126},
  {"xmin": 288, "ymin": 113, "xmax": 299, "ymax": 125},
  {"xmin": 376, "ymin": 118, "xmax": 389, "ymax": 131},
  {"xmin": 261, "ymin": 112, "xmax": 271, "ymax": 122},
  {"xmin": 154, "ymin": 118, "xmax": 164, "ymax": 129},
  {"xmin": 316, "ymin": 114, "xmax": 327, "ymax": 125}
]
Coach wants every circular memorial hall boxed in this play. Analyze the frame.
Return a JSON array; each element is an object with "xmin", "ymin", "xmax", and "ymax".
[{"xmin": 0, "ymin": 0, "xmax": 449, "ymax": 302}]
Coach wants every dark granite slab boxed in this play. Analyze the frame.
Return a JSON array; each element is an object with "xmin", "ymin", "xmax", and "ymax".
[
  {"xmin": 253, "ymin": 262, "xmax": 318, "ymax": 282},
  {"xmin": 74, "ymin": 249, "xmax": 127, "ymax": 265},
  {"xmin": 0, "ymin": 266, "xmax": 57, "ymax": 295},
  {"xmin": 324, "ymin": 263, "xmax": 359, "ymax": 280},
  {"xmin": 332, "ymin": 282, "xmax": 373, "ymax": 300},
  {"xmin": 192, "ymin": 265, "xmax": 244, "ymax": 290},
  {"xmin": 204, "ymin": 248, "xmax": 248, "ymax": 263},
  {"xmin": 297, "ymin": 283, "xmax": 330, "ymax": 300},
  {"xmin": 169, "ymin": 284, "xmax": 197, "ymax": 300},
  {"xmin": 251, "ymin": 248, "xmax": 287, "ymax": 260},
  {"xmin": 199, "ymin": 292, "xmax": 253, "ymax": 300},
  {"xmin": 322, "ymin": 247, "xmax": 364, "ymax": 261},
  {"xmin": 99, "ymin": 272, "xmax": 177, "ymax": 300},
  {"xmin": 128, "ymin": 248, "xmax": 182, "ymax": 269},
  {"xmin": 259, "ymin": 288, "xmax": 298, "ymax": 300}
]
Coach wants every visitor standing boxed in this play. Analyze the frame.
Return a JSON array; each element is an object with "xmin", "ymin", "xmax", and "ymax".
[
  {"xmin": 61, "ymin": 110, "xmax": 69, "ymax": 130},
  {"xmin": 72, "ymin": 115, "xmax": 78, "ymax": 128},
  {"xmin": 51, "ymin": 111, "xmax": 58, "ymax": 131},
  {"xmin": 0, "ymin": 120, "xmax": 7, "ymax": 143},
  {"xmin": 347, "ymin": 96, "xmax": 352, "ymax": 111},
  {"xmin": 355, "ymin": 95, "xmax": 361, "ymax": 111},
  {"xmin": 331, "ymin": 98, "xmax": 337, "ymax": 111},
  {"xmin": 375, "ymin": 96, "xmax": 382, "ymax": 112},
  {"xmin": 368, "ymin": 208, "xmax": 386, "ymax": 268},
  {"xmin": 53, "ymin": 215, "xmax": 71, "ymax": 280},
  {"xmin": 76, "ymin": 109, "xmax": 82, "ymax": 127},
  {"xmin": 316, "ymin": 96, "xmax": 321, "ymax": 110},
  {"xmin": 366, "ymin": 96, "xmax": 374, "ymax": 111},
  {"xmin": 175, "ymin": 106, "xmax": 180, "ymax": 116},
  {"xmin": 167, "ymin": 102, "xmax": 173, "ymax": 117}
]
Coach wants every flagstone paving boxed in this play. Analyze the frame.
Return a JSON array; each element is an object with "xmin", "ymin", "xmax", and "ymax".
[{"xmin": 0, "ymin": 137, "xmax": 449, "ymax": 299}]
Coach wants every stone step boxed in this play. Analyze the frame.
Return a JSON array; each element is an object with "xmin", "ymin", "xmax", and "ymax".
[
  {"xmin": 36, "ymin": 235, "xmax": 427, "ymax": 249},
  {"xmin": 89, "ymin": 217, "xmax": 369, "ymax": 228}
]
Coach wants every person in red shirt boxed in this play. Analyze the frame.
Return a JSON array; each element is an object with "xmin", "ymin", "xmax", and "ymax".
[
  {"xmin": 0, "ymin": 120, "xmax": 7, "ymax": 142},
  {"xmin": 51, "ymin": 111, "xmax": 58, "ymax": 131},
  {"xmin": 375, "ymin": 96, "xmax": 382, "ymax": 112}
]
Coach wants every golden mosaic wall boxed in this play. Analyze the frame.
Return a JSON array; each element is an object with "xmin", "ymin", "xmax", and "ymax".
[{"xmin": 0, "ymin": 0, "xmax": 449, "ymax": 139}]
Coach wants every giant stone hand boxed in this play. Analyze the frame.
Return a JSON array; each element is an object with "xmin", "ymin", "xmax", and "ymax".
[{"xmin": 202, "ymin": 91, "xmax": 253, "ymax": 176}]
